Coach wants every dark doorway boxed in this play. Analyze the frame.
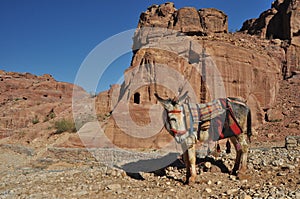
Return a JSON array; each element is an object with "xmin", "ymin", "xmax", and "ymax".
[{"xmin": 134, "ymin": 92, "xmax": 140, "ymax": 104}]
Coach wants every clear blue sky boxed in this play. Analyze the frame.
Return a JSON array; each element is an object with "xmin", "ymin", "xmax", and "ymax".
[{"xmin": 0, "ymin": 0, "xmax": 273, "ymax": 92}]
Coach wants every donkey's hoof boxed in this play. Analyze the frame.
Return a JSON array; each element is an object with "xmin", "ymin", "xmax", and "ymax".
[
  {"xmin": 237, "ymin": 169, "xmax": 250, "ymax": 180},
  {"xmin": 184, "ymin": 177, "xmax": 196, "ymax": 185},
  {"xmin": 238, "ymin": 173, "xmax": 251, "ymax": 181},
  {"xmin": 230, "ymin": 169, "xmax": 238, "ymax": 176},
  {"xmin": 184, "ymin": 180, "xmax": 195, "ymax": 186}
]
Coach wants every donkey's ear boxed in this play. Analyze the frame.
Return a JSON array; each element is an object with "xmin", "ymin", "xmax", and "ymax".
[
  {"xmin": 154, "ymin": 93, "xmax": 172, "ymax": 108},
  {"xmin": 177, "ymin": 91, "xmax": 188, "ymax": 104},
  {"xmin": 154, "ymin": 93, "xmax": 168, "ymax": 104}
]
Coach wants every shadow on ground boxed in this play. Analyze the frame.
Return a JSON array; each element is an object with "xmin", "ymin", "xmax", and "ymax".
[{"xmin": 120, "ymin": 153, "xmax": 230, "ymax": 182}]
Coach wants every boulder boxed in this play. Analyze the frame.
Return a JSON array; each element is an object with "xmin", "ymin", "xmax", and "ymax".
[
  {"xmin": 138, "ymin": 3, "xmax": 176, "ymax": 28},
  {"xmin": 174, "ymin": 7, "xmax": 203, "ymax": 33},
  {"xmin": 285, "ymin": 136, "xmax": 300, "ymax": 149},
  {"xmin": 266, "ymin": 108, "xmax": 284, "ymax": 122},
  {"xmin": 198, "ymin": 8, "xmax": 228, "ymax": 34}
]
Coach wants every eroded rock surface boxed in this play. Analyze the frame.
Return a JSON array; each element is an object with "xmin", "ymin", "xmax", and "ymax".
[{"xmin": 96, "ymin": 2, "xmax": 289, "ymax": 148}]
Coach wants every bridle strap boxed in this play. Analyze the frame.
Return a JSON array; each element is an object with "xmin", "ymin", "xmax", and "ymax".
[
  {"xmin": 167, "ymin": 109, "xmax": 187, "ymax": 135},
  {"xmin": 168, "ymin": 110, "xmax": 181, "ymax": 114},
  {"xmin": 170, "ymin": 128, "xmax": 187, "ymax": 135}
]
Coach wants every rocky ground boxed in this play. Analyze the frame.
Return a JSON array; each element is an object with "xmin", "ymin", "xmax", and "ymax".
[
  {"xmin": 0, "ymin": 75, "xmax": 299, "ymax": 199},
  {"xmin": 0, "ymin": 143, "xmax": 299, "ymax": 199}
]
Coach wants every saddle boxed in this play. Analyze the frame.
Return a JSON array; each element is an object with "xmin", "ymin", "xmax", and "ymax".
[{"xmin": 182, "ymin": 98, "xmax": 242, "ymax": 141}]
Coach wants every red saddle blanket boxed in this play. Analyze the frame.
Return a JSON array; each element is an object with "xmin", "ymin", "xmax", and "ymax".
[{"xmin": 209, "ymin": 98, "xmax": 242, "ymax": 141}]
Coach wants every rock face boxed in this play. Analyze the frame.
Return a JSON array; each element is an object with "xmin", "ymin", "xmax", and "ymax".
[
  {"xmin": 3, "ymin": 2, "xmax": 296, "ymax": 150},
  {"xmin": 137, "ymin": 3, "xmax": 228, "ymax": 35},
  {"xmin": 0, "ymin": 70, "xmax": 87, "ymax": 140},
  {"xmin": 130, "ymin": 30, "xmax": 284, "ymax": 123},
  {"xmin": 198, "ymin": 8, "xmax": 228, "ymax": 34},
  {"xmin": 94, "ymin": 3, "xmax": 292, "ymax": 149},
  {"xmin": 95, "ymin": 84, "xmax": 120, "ymax": 117},
  {"xmin": 240, "ymin": 0, "xmax": 300, "ymax": 75}
]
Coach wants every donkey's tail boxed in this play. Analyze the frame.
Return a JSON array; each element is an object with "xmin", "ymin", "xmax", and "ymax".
[{"xmin": 247, "ymin": 108, "xmax": 252, "ymax": 143}]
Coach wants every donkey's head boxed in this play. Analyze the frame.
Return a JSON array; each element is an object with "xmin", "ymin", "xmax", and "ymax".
[{"xmin": 154, "ymin": 92, "xmax": 188, "ymax": 138}]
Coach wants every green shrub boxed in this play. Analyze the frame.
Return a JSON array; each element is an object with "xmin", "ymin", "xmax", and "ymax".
[
  {"xmin": 32, "ymin": 115, "xmax": 39, "ymax": 124},
  {"xmin": 97, "ymin": 112, "xmax": 111, "ymax": 121},
  {"xmin": 54, "ymin": 119, "xmax": 76, "ymax": 134},
  {"xmin": 44, "ymin": 112, "xmax": 56, "ymax": 122},
  {"xmin": 48, "ymin": 112, "xmax": 56, "ymax": 119}
]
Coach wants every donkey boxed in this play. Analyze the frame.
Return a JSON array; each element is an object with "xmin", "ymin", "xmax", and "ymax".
[{"xmin": 154, "ymin": 93, "xmax": 252, "ymax": 184}]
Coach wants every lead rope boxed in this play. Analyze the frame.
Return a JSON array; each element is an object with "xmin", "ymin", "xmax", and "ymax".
[
  {"xmin": 214, "ymin": 139, "xmax": 231, "ymax": 155},
  {"xmin": 216, "ymin": 141, "xmax": 221, "ymax": 153},
  {"xmin": 226, "ymin": 139, "xmax": 231, "ymax": 154}
]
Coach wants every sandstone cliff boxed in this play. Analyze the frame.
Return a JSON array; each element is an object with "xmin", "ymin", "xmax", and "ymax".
[
  {"xmin": 0, "ymin": 70, "xmax": 88, "ymax": 144},
  {"xmin": 3, "ymin": 2, "xmax": 298, "ymax": 150},
  {"xmin": 137, "ymin": 3, "xmax": 227, "ymax": 35},
  {"xmin": 240, "ymin": 0, "xmax": 300, "ymax": 76},
  {"xmin": 93, "ymin": 2, "xmax": 294, "ymax": 149}
]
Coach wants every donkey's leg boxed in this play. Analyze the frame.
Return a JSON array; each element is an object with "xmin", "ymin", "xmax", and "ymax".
[
  {"xmin": 182, "ymin": 150, "xmax": 191, "ymax": 183},
  {"xmin": 237, "ymin": 133, "xmax": 249, "ymax": 173},
  {"xmin": 182, "ymin": 136, "xmax": 197, "ymax": 184},
  {"xmin": 230, "ymin": 133, "xmax": 249, "ymax": 175},
  {"xmin": 187, "ymin": 144, "xmax": 197, "ymax": 184},
  {"xmin": 236, "ymin": 113, "xmax": 250, "ymax": 174},
  {"xmin": 229, "ymin": 136, "xmax": 242, "ymax": 175}
]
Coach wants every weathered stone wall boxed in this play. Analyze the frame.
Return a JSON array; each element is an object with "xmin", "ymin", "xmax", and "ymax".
[
  {"xmin": 0, "ymin": 70, "xmax": 87, "ymax": 139},
  {"xmin": 95, "ymin": 3, "xmax": 290, "ymax": 149},
  {"xmin": 240, "ymin": 0, "xmax": 300, "ymax": 74},
  {"xmin": 137, "ymin": 3, "xmax": 227, "ymax": 35},
  {"xmin": 129, "ymin": 28, "xmax": 284, "ymax": 125}
]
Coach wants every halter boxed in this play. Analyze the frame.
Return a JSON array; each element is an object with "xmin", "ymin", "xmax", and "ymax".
[
  {"xmin": 168, "ymin": 110, "xmax": 182, "ymax": 114},
  {"xmin": 167, "ymin": 109, "xmax": 187, "ymax": 135}
]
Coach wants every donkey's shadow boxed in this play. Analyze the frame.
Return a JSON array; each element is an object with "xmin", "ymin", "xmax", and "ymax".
[{"xmin": 120, "ymin": 153, "xmax": 230, "ymax": 182}]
